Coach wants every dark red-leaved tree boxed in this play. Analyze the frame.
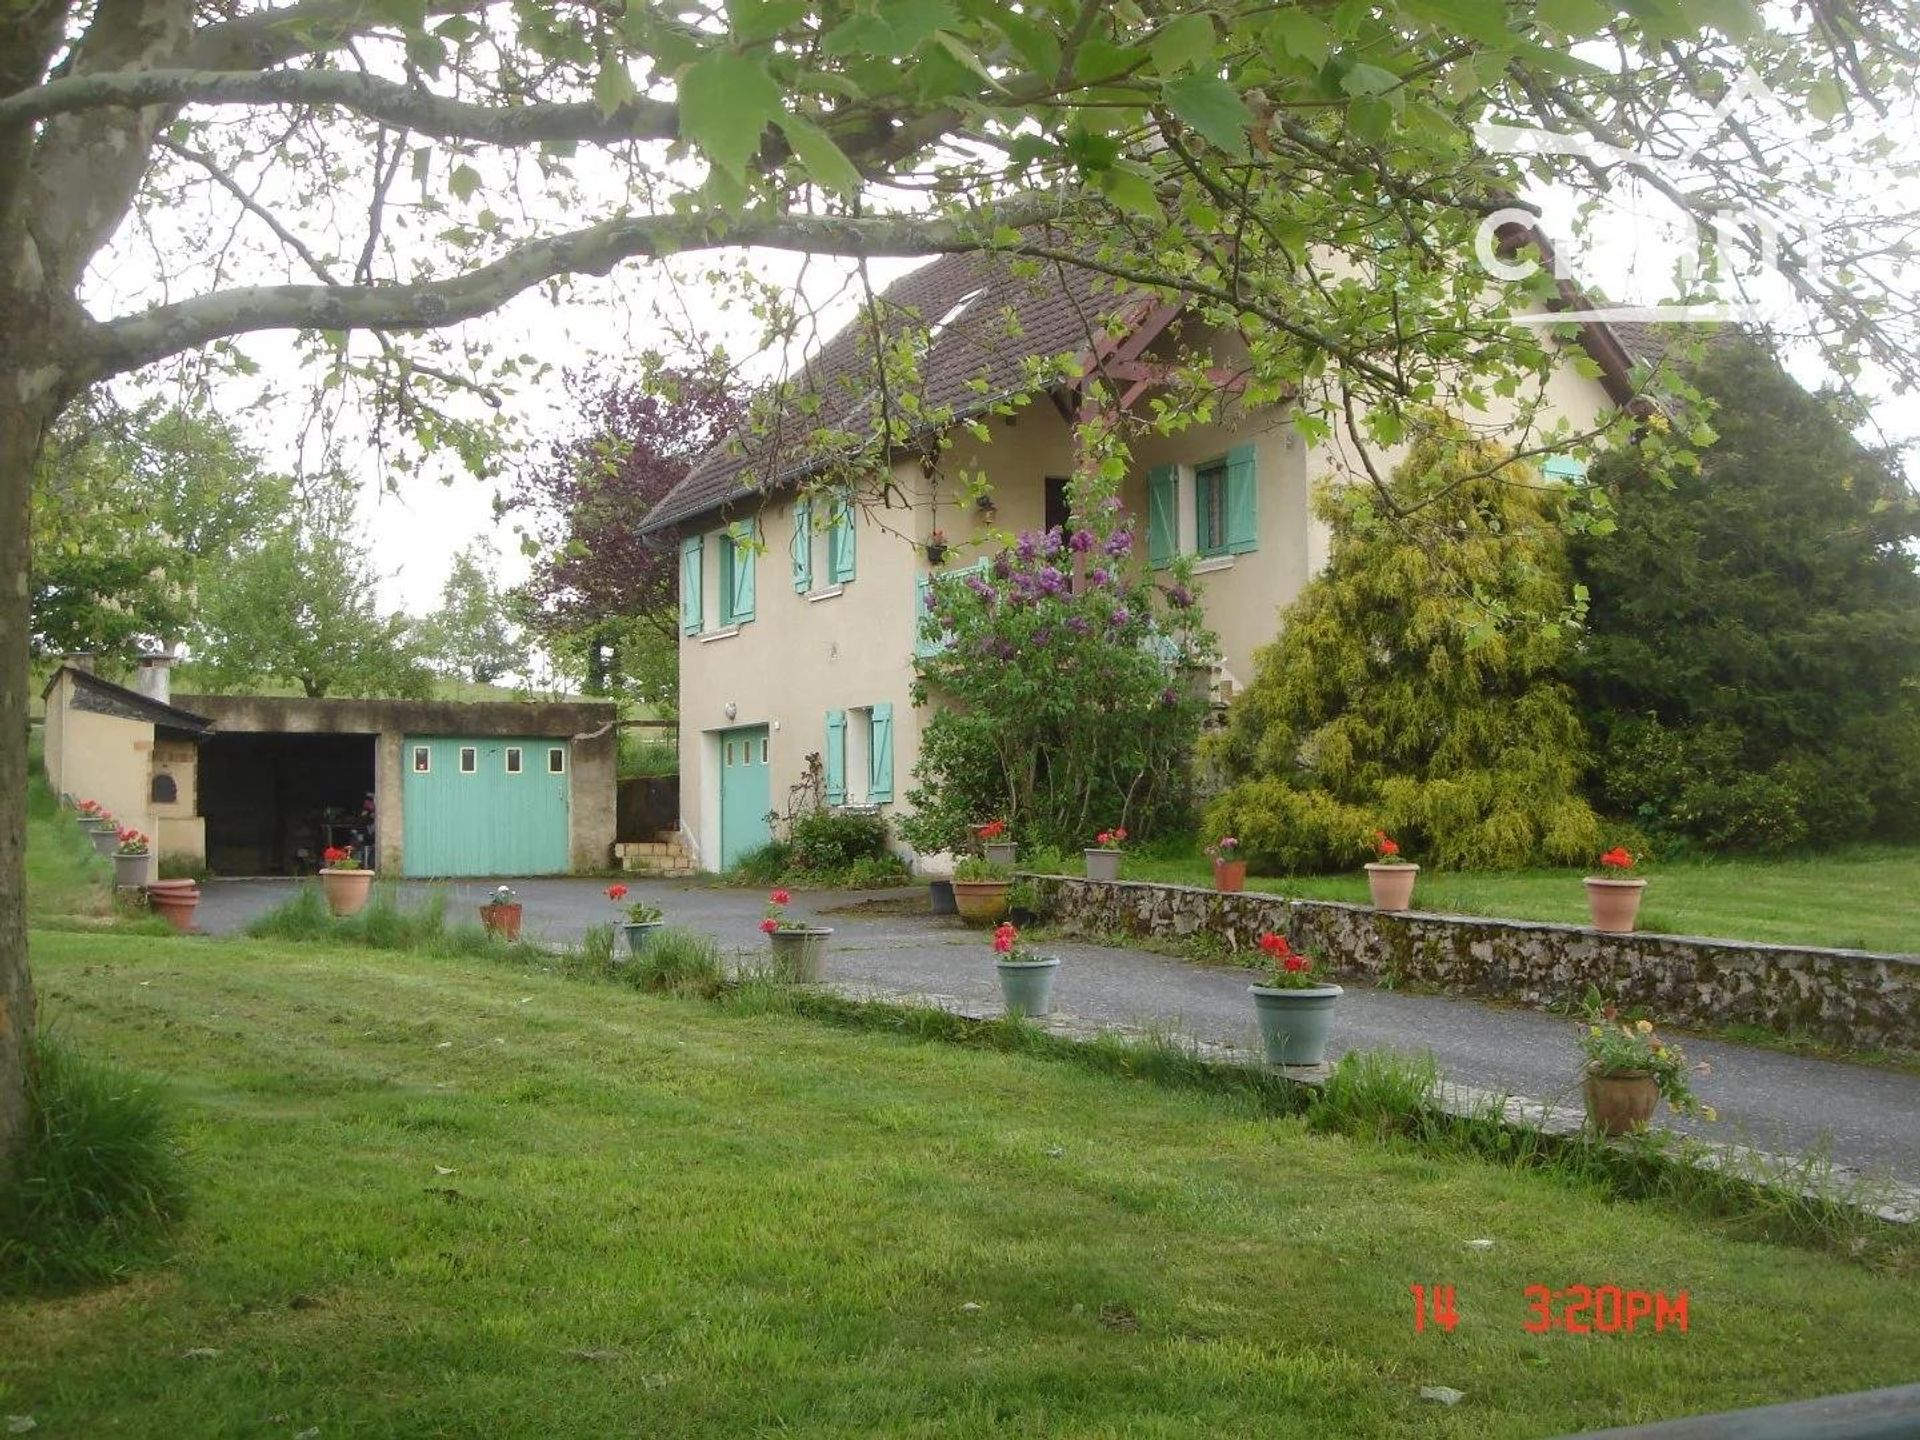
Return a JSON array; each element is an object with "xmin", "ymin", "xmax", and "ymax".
[{"xmin": 510, "ymin": 364, "xmax": 740, "ymax": 702}]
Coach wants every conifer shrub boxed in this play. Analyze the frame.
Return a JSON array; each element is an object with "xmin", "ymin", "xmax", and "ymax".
[{"xmin": 1208, "ymin": 414, "xmax": 1603, "ymax": 872}]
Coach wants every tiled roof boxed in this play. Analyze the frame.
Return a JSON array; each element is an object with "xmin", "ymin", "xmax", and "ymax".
[{"xmin": 642, "ymin": 247, "xmax": 1140, "ymax": 533}]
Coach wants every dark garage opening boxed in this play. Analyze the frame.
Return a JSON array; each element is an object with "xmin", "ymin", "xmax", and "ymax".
[{"xmin": 200, "ymin": 733, "xmax": 376, "ymax": 875}]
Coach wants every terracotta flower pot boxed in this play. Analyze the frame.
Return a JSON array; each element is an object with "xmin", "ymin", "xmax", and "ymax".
[
  {"xmin": 951, "ymin": 880, "xmax": 1010, "ymax": 924},
  {"xmin": 1213, "ymin": 859, "xmax": 1247, "ymax": 893},
  {"xmin": 146, "ymin": 883, "xmax": 200, "ymax": 934},
  {"xmin": 1585, "ymin": 877, "xmax": 1647, "ymax": 933},
  {"xmin": 1584, "ymin": 1069, "xmax": 1660, "ymax": 1137},
  {"xmin": 480, "ymin": 902, "xmax": 523, "ymax": 940},
  {"xmin": 1365, "ymin": 862, "xmax": 1419, "ymax": 911},
  {"xmin": 320, "ymin": 867, "xmax": 375, "ymax": 917}
]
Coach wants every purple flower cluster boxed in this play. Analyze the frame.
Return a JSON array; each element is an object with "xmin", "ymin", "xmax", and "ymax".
[
  {"xmin": 1104, "ymin": 529, "xmax": 1134, "ymax": 557},
  {"xmin": 1068, "ymin": 528, "xmax": 1095, "ymax": 554},
  {"xmin": 1166, "ymin": 584, "xmax": 1194, "ymax": 608},
  {"xmin": 1109, "ymin": 606, "xmax": 1131, "ymax": 628}
]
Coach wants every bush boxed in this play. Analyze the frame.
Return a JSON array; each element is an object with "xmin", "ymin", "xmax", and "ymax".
[
  {"xmin": 0, "ymin": 1035, "xmax": 186, "ymax": 1292},
  {"xmin": 840, "ymin": 854, "xmax": 912, "ymax": 889},
  {"xmin": 1203, "ymin": 783, "xmax": 1377, "ymax": 874},
  {"xmin": 788, "ymin": 809, "xmax": 891, "ymax": 872},
  {"xmin": 1212, "ymin": 414, "xmax": 1603, "ymax": 872},
  {"xmin": 728, "ymin": 842, "xmax": 792, "ymax": 885}
]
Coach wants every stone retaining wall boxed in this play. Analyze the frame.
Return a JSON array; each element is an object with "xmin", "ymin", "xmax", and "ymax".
[{"xmin": 1022, "ymin": 876, "xmax": 1920, "ymax": 1052}]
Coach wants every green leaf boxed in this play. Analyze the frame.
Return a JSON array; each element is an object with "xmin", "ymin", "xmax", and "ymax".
[
  {"xmin": 1536, "ymin": 0, "xmax": 1614, "ymax": 35},
  {"xmin": 933, "ymin": 31, "xmax": 1005, "ymax": 91},
  {"xmin": 1161, "ymin": 74, "xmax": 1252, "ymax": 154},
  {"xmin": 994, "ymin": 10, "xmax": 1060, "ymax": 77},
  {"xmin": 1688, "ymin": 0, "xmax": 1761, "ymax": 39},
  {"xmin": 1264, "ymin": 10, "xmax": 1332, "ymax": 64},
  {"xmin": 1075, "ymin": 37, "xmax": 1143, "ymax": 83},
  {"xmin": 679, "ymin": 51, "xmax": 783, "ymax": 180},
  {"xmin": 726, "ymin": 0, "xmax": 811, "ymax": 44},
  {"xmin": 1807, "ymin": 77, "xmax": 1847, "ymax": 122},
  {"xmin": 593, "ymin": 57, "xmax": 637, "ymax": 120},
  {"xmin": 1097, "ymin": 162, "xmax": 1162, "ymax": 220},
  {"xmin": 1340, "ymin": 62, "xmax": 1400, "ymax": 98},
  {"xmin": 1149, "ymin": 13, "xmax": 1215, "ymax": 75},
  {"xmin": 1347, "ymin": 96, "xmax": 1393, "ymax": 140},
  {"xmin": 778, "ymin": 115, "xmax": 862, "ymax": 196},
  {"xmin": 448, "ymin": 162, "xmax": 481, "ymax": 202}
]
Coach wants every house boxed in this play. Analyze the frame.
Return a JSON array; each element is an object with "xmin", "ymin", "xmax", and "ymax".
[
  {"xmin": 41, "ymin": 655, "xmax": 213, "ymax": 884},
  {"xmin": 44, "ymin": 653, "xmax": 620, "ymax": 877},
  {"xmin": 642, "ymin": 250, "xmax": 1645, "ymax": 873}
]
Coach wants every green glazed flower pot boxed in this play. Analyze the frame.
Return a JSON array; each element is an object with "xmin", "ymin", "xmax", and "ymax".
[
  {"xmin": 769, "ymin": 926, "xmax": 832, "ymax": 982},
  {"xmin": 620, "ymin": 921, "xmax": 664, "ymax": 958},
  {"xmin": 996, "ymin": 956, "xmax": 1061, "ymax": 1018},
  {"xmin": 1249, "ymin": 983, "xmax": 1343, "ymax": 1066}
]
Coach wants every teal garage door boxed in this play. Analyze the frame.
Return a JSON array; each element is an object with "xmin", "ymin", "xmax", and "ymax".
[
  {"xmin": 718, "ymin": 725, "xmax": 771, "ymax": 870},
  {"xmin": 402, "ymin": 736, "xmax": 570, "ymax": 876}
]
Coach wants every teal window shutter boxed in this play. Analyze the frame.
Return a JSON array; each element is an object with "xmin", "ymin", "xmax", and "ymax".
[
  {"xmin": 1225, "ymin": 443, "xmax": 1258, "ymax": 555},
  {"xmin": 723, "ymin": 522, "xmax": 756, "ymax": 624},
  {"xmin": 1542, "ymin": 453, "xmax": 1586, "ymax": 481},
  {"xmin": 868, "ymin": 703, "xmax": 894, "ymax": 803},
  {"xmin": 680, "ymin": 536, "xmax": 703, "ymax": 634},
  {"xmin": 914, "ymin": 574, "xmax": 937, "ymax": 658},
  {"xmin": 824, "ymin": 710, "xmax": 846, "ymax": 804},
  {"xmin": 791, "ymin": 501, "xmax": 812, "ymax": 592},
  {"xmin": 1147, "ymin": 465, "xmax": 1178, "ymax": 567},
  {"xmin": 828, "ymin": 499, "xmax": 856, "ymax": 583}
]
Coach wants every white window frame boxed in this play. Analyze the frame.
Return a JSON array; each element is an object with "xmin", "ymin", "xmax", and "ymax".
[
  {"xmin": 505, "ymin": 747, "xmax": 522, "ymax": 774},
  {"xmin": 548, "ymin": 747, "xmax": 566, "ymax": 774},
  {"xmin": 845, "ymin": 707, "xmax": 874, "ymax": 807},
  {"xmin": 459, "ymin": 746, "xmax": 477, "ymax": 774},
  {"xmin": 412, "ymin": 745, "xmax": 431, "ymax": 774}
]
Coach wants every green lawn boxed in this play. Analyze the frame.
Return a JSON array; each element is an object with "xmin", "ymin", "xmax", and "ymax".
[
  {"xmin": 1057, "ymin": 847, "xmax": 1920, "ymax": 954},
  {"xmin": 4, "ymin": 928, "xmax": 1918, "ymax": 1437}
]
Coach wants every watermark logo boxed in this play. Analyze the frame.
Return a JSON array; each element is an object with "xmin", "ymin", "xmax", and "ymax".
[{"xmin": 1470, "ymin": 69, "xmax": 1818, "ymax": 325}]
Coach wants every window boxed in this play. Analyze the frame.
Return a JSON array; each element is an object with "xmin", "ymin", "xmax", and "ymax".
[
  {"xmin": 150, "ymin": 773, "xmax": 177, "ymax": 805},
  {"xmin": 720, "ymin": 522, "xmax": 756, "ymax": 625},
  {"xmin": 459, "ymin": 747, "xmax": 477, "ymax": 774},
  {"xmin": 1542, "ymin": 453, "xmax": 1587, "ymax": 481},
  {"xmin": 1195, "ymin": 460, "xmax": 1229, "ymax": 556},
  {"xmin": 412, "ymin": 746, "xmax": 431, "ymax": 773},
  {"xmin": 548, "ymin": 747, "xmax": 566, "ymax": 774},
  {"xmin": 827, "ymin": 498, "xmax": 856, "ymax": 583},
  {"xmin": 824, "ymin": 704, "xmax": 893, "ymax": 805},
  {"xmin": 790, "ymin": 500, "xmax": 814, "ymax": 593},
  {"xmin": 505, "ymin": 747, "xmax": 522, "ymax": 774},
  {"xmin": 760, "ymin": 736, "xmax": 769, "ymax": 764},
  {"xmin": 1044, "ymin": 475, "xmax": 1072, "ymax": 535}
]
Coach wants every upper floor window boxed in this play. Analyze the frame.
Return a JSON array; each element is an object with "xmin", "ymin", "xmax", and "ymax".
[
  {"xmin": 1148, "ymin": 443, "xmax": 1259, "ymax": 566},
  {"xmin": 790, "ymin": 495, "xmax": 856, "ymax": 594}
]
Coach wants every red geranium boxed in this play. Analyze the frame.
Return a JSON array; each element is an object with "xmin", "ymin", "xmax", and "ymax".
[
  {"xmin": 759, "ymin": 918, "xmax": 779, "ymax": 934},
  {"xmin": 771, "ymin": 888, "xmax": 792, "ymax": 905},
  {"xmin": 1256, "ymin": 932, "xmax": 1317, "ymax": 986},
  {"xmin": 992, "ymin": 921, "xmax": 1017, "ymax": 955},
  {"xmin": 605, "ymin": 883, "xmax": 628, "ymax": 901},
  {"xmin": 1374, "ymin": 830, "xmax": 1401, "ymax": 860},
  {"xmin": 979, "ymin": 820, "xmax": 1007, "ymax": 841},
  {"xmin": 1599, "ymin": 846, "xmax": 1636, "ymax": 872},
  {"xmin": 1094, "ymin": 826, "xmax": 1128, "ymax": 848}
]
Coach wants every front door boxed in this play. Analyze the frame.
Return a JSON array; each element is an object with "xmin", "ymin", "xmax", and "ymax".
[{"xmin": 718, "ymin": 726, "xmax": 771, "ymax": 870}]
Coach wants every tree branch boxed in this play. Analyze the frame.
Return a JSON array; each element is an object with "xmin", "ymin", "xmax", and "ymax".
[
  {"xmin": 3, "ymin": 66, "xmax": 680, "ymax": 147},
  {"xmin": 85, "ymin": 201, "xmax": 1064, "ymax": 376}
]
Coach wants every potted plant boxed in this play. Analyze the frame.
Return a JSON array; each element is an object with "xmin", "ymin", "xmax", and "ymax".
[
  {"xmin": 318, "ymin": 844, "xmax": 374, "ymax": 917},
  {"xmin": 761, "ymin": 888, "xmax": 832, "ymax": 981},
  {"xmin": 111, "ymin": 828, "xmax": 151, "ymax": 888},
  {"xmin": 76, "ymin": 799, "xmax": 105, "ymax": 832},
  {"xmin": 925, "ymin": 529, "xmax": 950, "ymax": 565},
  {"xmin": 1084, "ymin": 826, "xmax": 1127, "ymax": 883},
  {"xmin": 992, "ymin": 921, "xmax": 1061, "ymax": 1018},
  {"xmin": 1585, "ymin": 845, "xmax": 1646, "ymax": 933},
  {"xmin": 950, "ymin": 856, "xmax": 1012, "ymax": 924},
  {"xmin": 978, "ymin": 818, "xmax": 1016, "ymax": 867},
  {"xmin": 480, "ymin": 883, "xmax": 523, "ymax": 939},
  {"xmin": 1248, "ymin": 932, "xmax": 1342, "ymax": 1067},
  {"xmin": 606, "ymin": 882, "xmax": 664, "ymax": 956},
  {"xmin": 1578, "ymin": 1003, "xmax": 1713, "ymax": 1137},
  {"xmin": 1206, "ymin": 835, "xmax": 1245, "ymax": 893},
  {"xmin": 1364, "ymin": 830, "xmax": 1419, "ymax": 911},
  {"xmin": 145, "ymin": 878, "xmax": 201, "ymax": 933},
  {"xmin": 87, "ymin": 809, "xmax": 121, "ymax": 856}
]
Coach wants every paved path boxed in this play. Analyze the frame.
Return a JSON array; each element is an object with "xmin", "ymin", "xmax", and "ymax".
[{"xmin": 196, "ymin": 876, "xmax": 1920, "ymax": 1186}]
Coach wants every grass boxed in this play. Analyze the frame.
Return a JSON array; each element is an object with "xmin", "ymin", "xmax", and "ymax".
[
  {"xmin": 5, "ymin": 935, "xmax": 1918, "ymax": 1434},
  {"xmin": 1046, "ymin": 845, "xmax": 1920, "ymax": 953}
]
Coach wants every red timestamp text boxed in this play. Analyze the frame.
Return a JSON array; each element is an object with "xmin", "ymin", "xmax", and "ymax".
[{"xmin": 1523, "ymin": 1284, "xmax": 1688, "ymax": 1334}]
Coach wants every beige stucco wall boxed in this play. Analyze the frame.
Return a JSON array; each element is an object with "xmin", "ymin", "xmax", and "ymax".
[
  {"xmin": 676, "ymin": 344, "xmax": 1617, "ymax": 872},
  {"xmin": 40, "ymin": 672, "xmax": 160, "ymax": 883}
]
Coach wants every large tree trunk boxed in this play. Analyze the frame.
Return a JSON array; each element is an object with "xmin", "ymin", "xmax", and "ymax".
[{"xmin": 0, "ymin": 389, "xmax": 47, "ymax": 1174}]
